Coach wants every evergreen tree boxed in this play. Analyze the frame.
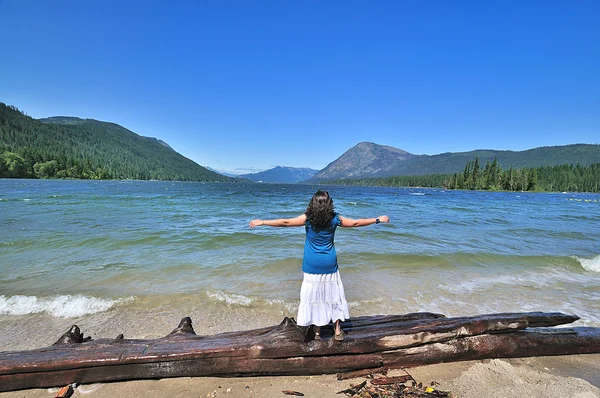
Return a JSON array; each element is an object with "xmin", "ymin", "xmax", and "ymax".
[
  {"xmin": 472, "ymin": 157, "xmax": 480, "ymax": 190},
  {"xmin": 490, "ymin": 158, "xmax": 500, "ymax": 189}
]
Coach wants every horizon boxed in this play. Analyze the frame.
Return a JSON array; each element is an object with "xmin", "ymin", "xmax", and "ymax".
[{"xmin": 1, "ymin": 1, "xmax": 598, "ymax": 174}]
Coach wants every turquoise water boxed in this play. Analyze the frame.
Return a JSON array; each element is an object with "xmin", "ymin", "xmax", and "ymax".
[{"xmin": 1, "ymin": 179, "xmax": 599, "ymax": 350}]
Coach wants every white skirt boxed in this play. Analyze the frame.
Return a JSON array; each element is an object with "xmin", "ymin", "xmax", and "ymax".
[{"xmin": 296, "ymin": 270, "xmax": 350, "ymax": 327}]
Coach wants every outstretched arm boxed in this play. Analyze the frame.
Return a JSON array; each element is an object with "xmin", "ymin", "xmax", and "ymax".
[
  {"xmin": 249, "ymin": 214, "xmax": 307, "ymax": 228},
  {"xmin": 339, "ymin": 215, "xmax": 390, "ymax": 227}
]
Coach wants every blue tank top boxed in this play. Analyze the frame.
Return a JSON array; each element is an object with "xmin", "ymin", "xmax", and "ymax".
[{"xmin": 302, "ymin": 213, "xmax": 341, "ymax": 274}]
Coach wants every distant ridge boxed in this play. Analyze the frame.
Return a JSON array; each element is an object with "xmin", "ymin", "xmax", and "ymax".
[
  {"xmin": 204, "ymin": 166, "xmax": 240, "ymax": 178},
  {"xmin": 0, "ymin": 103, "xmax": 238, "ymax": 181},
  {"xmin": 307, "ymin": 142, "xmax": 600, "ymax": 182},
  {"xmin": 385, "ymin": 144, "xmax": 600, "ymax": 177},
  {"xmin": 238, "ymin": 166, "xmax": 318, "ymax": 183}
]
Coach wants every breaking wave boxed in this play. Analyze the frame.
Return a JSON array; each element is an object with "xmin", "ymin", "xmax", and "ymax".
[
  {"xmin": 0, "ymin": 295, "xmax": 132, "ymax": 318},
  {"xmin": 576, "ymin": 255, "xmax": 600, "ymax": 273},
  {"xmin": 206, "ymin": 290, "xmax": 254, "ymax": 306}
]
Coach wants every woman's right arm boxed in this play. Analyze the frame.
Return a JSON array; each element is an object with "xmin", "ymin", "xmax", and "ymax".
[
  {"xmin": 339, "ymin": 215, "xmax": 390, "ymax": 227},
  {"xmin": 249, "ymin": 214, "xmax": 306, "ymax": 228}
]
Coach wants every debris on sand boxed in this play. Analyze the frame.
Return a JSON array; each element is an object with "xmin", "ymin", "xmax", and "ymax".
[{"xmin": 337, "ymin": 369, "xmax": 451, "ymax": 397}]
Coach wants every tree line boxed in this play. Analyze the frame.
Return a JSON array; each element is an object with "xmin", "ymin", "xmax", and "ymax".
[
  {"xmin": 327, "ymin": 157, "xmax": 600, "ymax": 193},
  {"xmin": 444, "ymin": 157, "xmax": 537, "ymax": 191}
]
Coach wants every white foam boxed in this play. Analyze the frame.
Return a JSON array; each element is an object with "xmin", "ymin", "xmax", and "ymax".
[
  {"xmin": 206, "ymin": 290, "xmax": 253, "ymax": 306},
  {"xmin": 348, "ymin": 296, "xmax": 385, "ymax": 309},
  {"xmin": 266, "ymin": 298, "xmax": 297, "ymax": 313},
  {"xmin": 0, "ymin": 295, "xmax": 130, "ymax": 318},
  {"xmin": 577, "ymin": 255, "xmax": 600, "ymax": 273}
]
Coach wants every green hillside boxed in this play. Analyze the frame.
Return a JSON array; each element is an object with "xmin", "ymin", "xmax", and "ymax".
[
  {"xmin": 0, "ymin": 103, "xmax": 236, "ymax": 181},
  {"xmin": 389, "ymin": 145, "xmax": 600, "ymax": 176}
]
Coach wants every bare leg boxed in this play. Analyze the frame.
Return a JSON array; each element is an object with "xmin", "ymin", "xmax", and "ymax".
[
  {"xmin": 313, "ymin": 325, "xmax": 321, "ymax": 339},
  {"xmin": 334, "ymin": 320, "xmax": 344, "ymax": 341},
  {"xmin": 334, "ymin": 320, "xmax": 341, "ymax": 334}
]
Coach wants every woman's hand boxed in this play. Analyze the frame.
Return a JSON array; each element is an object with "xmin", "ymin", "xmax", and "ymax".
[
  {"xmin": 249, "ymin": 219, "xmax": 264, "ymax": 228},
  {"xmin": 378, "ymin": 215, "xmax": 390, "ymax": 223}
]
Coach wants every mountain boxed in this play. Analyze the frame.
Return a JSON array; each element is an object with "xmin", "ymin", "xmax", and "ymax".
[
  {"xmin": 307, "ymin": 142, "xmax": 600, "ymax": 182},
  {"xmin": 308, "ymin": 142, "xmax": 416, "ymax": 181},
  {"xmin": 238, "ymin": 166, "xmax": 318, "ymax": 183},
  {"xmin": 0, "ymin": 103, "xmax": 238, "ymax": 181}
]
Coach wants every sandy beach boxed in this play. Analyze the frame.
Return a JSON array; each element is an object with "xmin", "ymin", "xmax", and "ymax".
[
  {"xmin": 1, "ymin": 297, "xmax": 599, "ymax": 398},
  {"xmin": 1, "ymin": 354, "xmax": 599, "ymax": 398},
  {"xmin": 1, "ymin": 307, "xmax": 600, "ymax": 398}
]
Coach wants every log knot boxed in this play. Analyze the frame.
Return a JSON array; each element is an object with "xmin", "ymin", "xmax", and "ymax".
[
  {"xmin": 168, "ymin": 317, "xmax": 196, "ymax": 337},
  {"xmin": 261, "ymin": 317, "xmax": 306, "ymax": 345},
  {"xmin": 52, "ymin": 325, "xmax": 92, "ymax": 345}
]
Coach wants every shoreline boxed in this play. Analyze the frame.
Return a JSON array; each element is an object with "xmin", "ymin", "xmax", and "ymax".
[
  {"xmin": 1, "ymin": 313, "xmax": 599, "ymax": 397},
  {"xmin": 1, "ymin": 354, "xmax": 599, "ymax": 397}
]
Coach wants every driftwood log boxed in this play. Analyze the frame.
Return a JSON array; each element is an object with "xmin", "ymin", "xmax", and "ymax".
[{"xmin": 1, "ymin": 312, "xmax": 599, "ymax": 392}]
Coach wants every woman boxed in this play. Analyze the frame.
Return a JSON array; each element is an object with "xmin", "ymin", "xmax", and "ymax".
[{"xmin": 249, "ymin": 190, "xmax": 390, "ymax": 341}]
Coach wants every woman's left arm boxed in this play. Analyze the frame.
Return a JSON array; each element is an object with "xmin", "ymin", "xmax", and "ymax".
[
  {"xmin": 339, "ymin": 215, "xmax": 390, "ymax": 227},
  {"xmin": 249, "ymin": 214, "xmax": 307, "ymax": 228}
]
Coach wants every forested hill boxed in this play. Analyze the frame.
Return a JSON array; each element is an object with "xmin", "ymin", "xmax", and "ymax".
[
  {"xmin": 0, "ymin": 103, "xmax": 236, "ymax": 181},
  {"xmin": 387, "ymin": 145, "xmax": 600, "ymax": 177},
  {"xmin": 40, "ymin": 116, "xmax": 176, "ymax": 151}
]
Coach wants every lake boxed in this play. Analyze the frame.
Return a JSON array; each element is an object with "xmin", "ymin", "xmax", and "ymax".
[{"xmin": 0, "ymin": 179, "xmax": 598, "ymax": 350}]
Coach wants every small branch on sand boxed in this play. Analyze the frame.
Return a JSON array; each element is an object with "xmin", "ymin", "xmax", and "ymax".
[{"xmin": 336, "ymin": 367, "xmax": 388, "ymax": 380}]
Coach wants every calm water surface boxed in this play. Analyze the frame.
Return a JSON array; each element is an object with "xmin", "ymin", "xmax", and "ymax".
[{"xmin": 1, "ymin": 179, "xmax": 599, "ymax": 350}]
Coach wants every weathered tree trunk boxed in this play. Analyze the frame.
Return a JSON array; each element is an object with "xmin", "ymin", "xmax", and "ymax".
[{"xmin": 0, "ymin": 312, "xmax": 598, "ymax": 392}]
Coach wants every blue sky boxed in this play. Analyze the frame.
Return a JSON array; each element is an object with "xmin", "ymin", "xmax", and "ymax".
[{"xmin": 1, "ymin": 1, "xmax": 598, "ymax": 174}]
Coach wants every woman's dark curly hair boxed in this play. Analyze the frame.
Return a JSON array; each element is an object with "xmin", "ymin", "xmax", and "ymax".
[{"xmin": 305, "ymin": 190, "xmax": 335, "ymax": 227}]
